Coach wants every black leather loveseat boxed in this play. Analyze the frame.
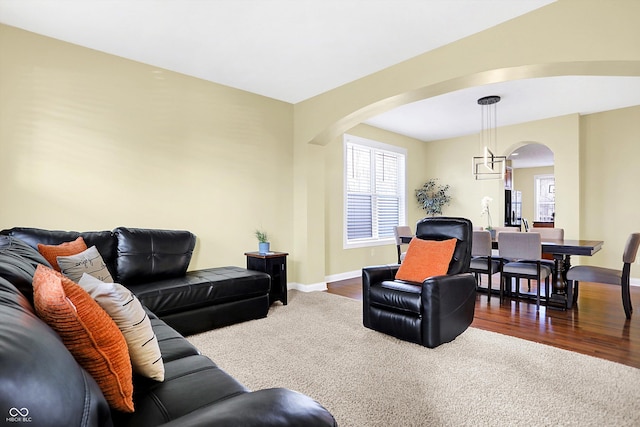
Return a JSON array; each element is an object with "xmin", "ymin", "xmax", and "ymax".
[{"xmin": 0, "ymin": 229, "xmax": 337, "ymax": 426}]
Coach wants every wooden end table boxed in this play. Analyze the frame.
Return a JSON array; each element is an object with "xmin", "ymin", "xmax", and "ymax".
[{"xmin": 245, "ymin": 251, "xmax": 289, "ymax": 305}]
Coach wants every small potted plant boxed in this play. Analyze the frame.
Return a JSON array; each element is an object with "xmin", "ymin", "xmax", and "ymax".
[
  {"xmin": 255, "ymin": 229, "xmax": 270, "ymax": 254},
  {"xmin": 415, "ymin": 179, "xmax": 451, "ymax": 216}
]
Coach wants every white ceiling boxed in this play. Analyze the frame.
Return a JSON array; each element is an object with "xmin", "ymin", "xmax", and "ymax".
[
  {"xmin": 2, "ymin": 0, "xmax": 640, "ymax": 166},
  {"xmin": 0, "ymin": 0, "xmax": 556, "ymax": 103}
]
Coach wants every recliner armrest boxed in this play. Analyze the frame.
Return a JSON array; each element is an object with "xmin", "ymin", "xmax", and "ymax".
[
  {"xmin": 362, "ymin": 264, "xmax": 401, "ymax": 328},
  {"xmin": 362, "ymin": 264, "xmax": 400, "ymax": 289},
  {"xmin": 421, "ymin": 272, "xmax": 477, "ymax": 348},
  {"xmin": 421, "ymin": 272, "xmax": 476, "ymax": 290}
]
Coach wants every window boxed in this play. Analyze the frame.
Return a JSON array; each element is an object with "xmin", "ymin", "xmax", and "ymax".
[
  {"xmin": 344, "ymin": 135, "xmax": 406, "ymax": 248},
  {"xmin": 535, "ymin": 174, "xmax": 555, "ymax": 222}
]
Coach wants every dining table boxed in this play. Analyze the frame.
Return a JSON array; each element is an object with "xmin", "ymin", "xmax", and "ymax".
[
  {"xmin": 526, "ymin": 238, "xmax": 603, "ymax": 309},
  {"xmin": 400, "ymin": 235, "xmax": 604, "ymax": 310}
]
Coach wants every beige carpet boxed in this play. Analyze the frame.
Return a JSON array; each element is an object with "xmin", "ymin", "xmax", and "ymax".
[{"xmin": 188, "ymin": 291, "xmax": 640, "ymax": 427}]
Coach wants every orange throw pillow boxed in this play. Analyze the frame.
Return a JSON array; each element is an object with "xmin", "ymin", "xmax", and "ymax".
[
  {"xmin": 38, "ymin": 236, "xmax": 88, "ymax": 271},
  {"xmin": 395, "ymin": 237, "xmax": 457, "ymax": 283},
  {"xmin": 32, "ymin": 265, "xmax": 134, "ymax": 413}
]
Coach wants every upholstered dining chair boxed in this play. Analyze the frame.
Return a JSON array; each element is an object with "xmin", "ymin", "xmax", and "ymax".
[
  {"xmin": 492, "ymin": 226, "xmax": 521, "ymax": 241},
  {"xmin": 469, "ymin": 230, "xmax": 501, "ymax": 296},
  {"xmin": 363, "ymin": 217, "xmax": 476, "ymax": 348},
  {"xmin": 498, "ymin": 232, "xmax": 552, "ymax": 309},
  {"xmin": 567, "ymin": 233, "xmax": 640, "ymax": 319},
  {"xmin": 531, "ymin": 227, "xmax": 564, "ymax": 241},
  {"xmin": 393, "ymin": 225, "xmax": 413, "ymax": 264},
  {"xmin": 528, "ymin": 227, "xmax": 564, "ymax": 289}
]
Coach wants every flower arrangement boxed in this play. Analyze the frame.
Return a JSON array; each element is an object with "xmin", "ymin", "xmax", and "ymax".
[
  {"xmin": 480, "ymin": 196, "xmax": 493, "ymax": 230},
  {"xmin": 415, "ymin": 179, "xmax": 451, "ymax": 216}
]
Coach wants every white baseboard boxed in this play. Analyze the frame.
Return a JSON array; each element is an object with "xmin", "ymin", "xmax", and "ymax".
[
  {"xmin": 287, "ymin": 271, "xmax": 360, "ymax": 293},
  {"xmin": 287, "ymin": 282, "xmax": 327, "ymax": 292},
  {"xmin": 631, "ymin": 278, "xmax": 640, "ymax": 287},
  {"xmin": 324, "ymin": 270, "xmax": 360, "ymax": 283}
]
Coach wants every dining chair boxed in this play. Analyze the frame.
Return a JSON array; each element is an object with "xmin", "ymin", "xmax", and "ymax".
[
  {"xmin": 531, "ymin": 227, "xmax": 564, "ymax": 241},
  {"xmin": 469, "ymin": 230, "xmax": 501, "ymax": 296},
  {"xmin": 498, "ymin": 232, "xmax": 552, "ymax": 309},
  {"xmin": 529, "ymin": 227, "xmax": 564, "ymax": 289},
  {"xmin": 492, "ymin": 226, "xmax": 521, "ymax": 241},
  {"xmin": 566, "ymin": 233, "xmax": 640, "ymax": 319},
  {"xmin": 393, "ymin": 225, "xmax": 413, "ymax": 264}
]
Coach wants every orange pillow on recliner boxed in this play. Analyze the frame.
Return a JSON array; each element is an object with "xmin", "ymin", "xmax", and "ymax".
[{"xmin": 395, "ymin": 237, "xmax": 457, "ymax": 283}]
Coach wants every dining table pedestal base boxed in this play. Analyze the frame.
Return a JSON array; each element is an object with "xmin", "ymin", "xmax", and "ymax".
[{"xmin": 546, "ymin": 254, "xmax": 572, "ymax": 310}]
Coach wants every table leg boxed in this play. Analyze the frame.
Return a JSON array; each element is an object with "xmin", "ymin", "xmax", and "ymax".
[{"xmin": 547, "ymin": 254, "xmax": 571, "ymax": 310}]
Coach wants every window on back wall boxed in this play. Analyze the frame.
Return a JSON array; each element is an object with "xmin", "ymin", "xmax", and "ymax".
[
  {"xmin": 535, "ymin": 174, "xmax": 555, "ymax": 222},
  {"xmin": 344, "ymin": 134, "xmax": 406, "ymax": 249}
]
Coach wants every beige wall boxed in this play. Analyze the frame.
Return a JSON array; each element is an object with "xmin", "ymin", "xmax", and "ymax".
[
  {"xmin": 0, "ymin": 25, "xmax": 294, "ymax": 272},
  {"xmin": 579, "ymin": 105, "xmax": 640, "ymax": 269}
]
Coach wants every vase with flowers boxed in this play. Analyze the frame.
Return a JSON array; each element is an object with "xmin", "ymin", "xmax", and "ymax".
[{"xmin": 481, "ymin": 196, "xmax": 495, "ymax": 238}]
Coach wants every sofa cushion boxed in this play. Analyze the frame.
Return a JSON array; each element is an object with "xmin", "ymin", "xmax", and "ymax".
[
  {"xmin": 113, "ymin": 354, "xmax": 249, "ymax": 427},
  {"xmin": 149, "ymin": 313, "xmax": 201, "ymax": 362},
  {"xmin": 113, "ymin": 227, "xmax": 195, "ymax": 285},
  {"xmin": 58, "ymin": 245, "xmax": 114, "ymax": 283},
  {"xmin": 130, "ymin": 266, "xmax": 270, "ymax": 316},
  {"xmin": 33, "ymin": 265, "xmax": 135, "ymax": 413},
  {"xmin": 79, "ymin": 273, "xmax": 165, "ymax": 382},
  {"xmin": 0, "ymin": 235, "xmax": 51, "ymax": 301}
]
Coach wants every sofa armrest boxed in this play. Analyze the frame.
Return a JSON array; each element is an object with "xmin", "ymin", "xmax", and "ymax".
[
  {"xmin": 421, "ymin": 272, "xmax": 477, "ymax": 348},
  {"xmin": 158, "ymin": 388, "xmax": 336, "ymax": 427}
]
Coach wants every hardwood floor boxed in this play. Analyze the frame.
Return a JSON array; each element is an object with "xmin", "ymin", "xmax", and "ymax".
[{"xmin": 327, "ymin": 276, "xmax": 640, "ymax": 369}]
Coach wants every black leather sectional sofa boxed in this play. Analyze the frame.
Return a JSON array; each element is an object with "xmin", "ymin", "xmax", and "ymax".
[
  {"xmin": 2, "ymin": 227, "xmax": 272, "ymax": 336},
  {"xmin": 0, "ymin": 227, "xmax": 336, "ymax": 427}
]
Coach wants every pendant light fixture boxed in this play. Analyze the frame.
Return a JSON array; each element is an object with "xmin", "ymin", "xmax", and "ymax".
[{"xmin": 472, "ymin": 95, "xmax": 506, "ymax": 180}]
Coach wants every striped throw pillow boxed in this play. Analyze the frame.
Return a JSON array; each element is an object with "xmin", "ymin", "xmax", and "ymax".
[{"xmin": 78, "ymin": 273, "xmax": 164, "ymax": 382}]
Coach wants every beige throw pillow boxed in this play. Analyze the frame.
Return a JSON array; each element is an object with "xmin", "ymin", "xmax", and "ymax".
[
  {"xmin": 57, "ymin": 246, "xmax": 114, "ymax": 283},
  {"xmin": 78, "ymin": 273, "xmax": 165, "ymax": 382}
]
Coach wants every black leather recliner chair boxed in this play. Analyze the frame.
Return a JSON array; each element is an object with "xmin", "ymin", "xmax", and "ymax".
[{"xmin": 362, "ymin": 217, "xmax": 476, "ymax": 348}]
